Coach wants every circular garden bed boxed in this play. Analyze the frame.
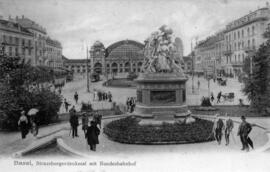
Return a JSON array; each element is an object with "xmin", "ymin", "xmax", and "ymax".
[{"xmin": 104, "ymin": 116, "xmax": 215, "ymax": 144}]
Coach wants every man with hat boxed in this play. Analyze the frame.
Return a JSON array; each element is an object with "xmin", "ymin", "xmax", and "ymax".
[
  {"xmin": 237, "ymin": 116, "xmax": 253, "ymax": 151},
  {"xmin": 85, "ymin": 120, "xmax": 100, "ymax": 151},
  {"xmin": 224, "ymin": 113, "xmax": 234, "ymax": 146},
  {"xmin": 213, "ymin": 113, "xmax": 224, "ymax": 145}
]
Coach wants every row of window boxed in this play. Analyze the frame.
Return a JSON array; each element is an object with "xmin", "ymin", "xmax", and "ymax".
[
  {"xmin": 3, "ymin": 35, "xmax": 32, "ymax": 47},
  {"xmin": 5, "ymin": 46, "xmax": 32, "ymax": 56},
  {"xmin": 226, "ymin": 39, "xmax": 256, "ymax": 51},
  {"xmin": 226, "ymin": 53, "xmax": 246, "ymax": 64},
  {"xmin": 226, "ymin": 25, "xmax": 256, "ymax": 42}
]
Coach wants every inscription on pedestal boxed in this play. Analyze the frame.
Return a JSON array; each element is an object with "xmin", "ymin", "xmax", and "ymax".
[{"xmin": 150, "ymin": 91, "xmax": 176, "ymax": 103}]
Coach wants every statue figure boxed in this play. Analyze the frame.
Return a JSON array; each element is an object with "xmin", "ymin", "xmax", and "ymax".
[{"xmin": 142, "ymin": 25, "xmax": 184, "ymax": 74}]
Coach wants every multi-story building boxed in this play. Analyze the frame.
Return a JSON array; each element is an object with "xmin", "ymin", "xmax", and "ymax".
[
  {"xmin": 174, "ymin": 37, "xmax": 184, "ymax": 60},
  {"xmin": 45, "ymin": 37, "xmax": 63, "ymax": 68},
  {"xmin": 65, "ymin": 40, "xmax": 145, "ymax": 75},
  {"xmin": 214, "ymin": 31, "xmax": 225, "ymax": 75},
  {"xmin": 0, "ymin": 15, "xmax": 63, "ymax": 68},
  {"xmin": 194, "ymin": 36, "xmax": 217, "ymax": 77},
  {"xmin": 195, "ymin": 3, "xmax": 270, "ymax": 78},
  {"xmin": 0, "ymin": 18, "xmax": 34, "ymax": 63},
  {"xmin": 224, "ymin": 6, "xmax": 270, "ymax": 77},
  {"xmin": 182, "ymin": 56, "xmax": 193, "ymax": 74},
  {"xmin": 15, "ymin": 15, "xmax": 48, "ymax": 66}
]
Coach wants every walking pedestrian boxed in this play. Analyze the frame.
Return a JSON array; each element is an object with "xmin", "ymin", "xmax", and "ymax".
[
  {"xmin": 108, "ymin": 91, "xmax": 112, "ymax": 102},
  {"xmin": 81, "ymin": 113, "xmax": 89, "ymax": 135},
  {"xmin": 217, "ymin": 91, "xmax": 222, "ymax": 104},
  {"xmin": 85, "ymin": 121, "xmax": 100, "ymax": 151},
  {"xmin": 126, "ymin": 98, "xmax": 130, "ymax": 112},
  {"xmin": 210, "ymin": 92, "xmax": 215, "ymax": 102},
  {"xmin": 224, "ymin": 113, "xmax": 234, "ymax": 146},
  {"xmin": 74, "ymin": 91, "xmax": 79, "ymax": 104},
  {"xmin": 93, "ymin": 112, "xmax": 102, "ymax": 129},
  {"xmin": 30, "ymin": 117, "xmax": 38, "ymax": 137},
  {"xmin": 197, "ymin": 80, "xmax": 200, "ymax": 90},
  {"xmin": 69, "ymin": 108, "xmax": 79, "ymax": 138},
  {"xmin": 237, "ymin": 116, "xmax": 253, "ymax": 152},
  {"xmin": 18, "ymin": 111, "xmax": 29, "ymax": 139},
  {"xmin": 213, "ymin": 114, "xmax": 224, "ymax": 145},
  {"xmin": 64, "ymin": 99, "xmax": 70, "ymax": 112}
]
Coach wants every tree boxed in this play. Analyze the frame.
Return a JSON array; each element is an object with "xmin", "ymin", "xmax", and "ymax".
[
  {"xmin": 242, "ymin": 29, "xmax": 270, "ymax": 114},
  {"xmin": 0, "ymin": 54, "xmax": 62, "ymax": 130}
]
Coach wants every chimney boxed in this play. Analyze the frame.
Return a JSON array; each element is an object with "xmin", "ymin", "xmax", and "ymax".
[
  {"xmin": 22, "ymin": 15, "xmax": 24, "ymax": 19},
  {"xmin": 8, "ymin": 15, "xmax": 11, "ymax": 20},
  {"xmin": 267, "ymin": 2, "xmax": 269, "ymax": 7},
  {"xmin": 16, "ymin": 16, "xmax": 18, "ymax": 21},
  {"xmin": 0, "ymin": 15, "xmax": 3, "ymax": 20}
]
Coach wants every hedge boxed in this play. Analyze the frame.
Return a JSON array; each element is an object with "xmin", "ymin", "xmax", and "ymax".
[{"xmin": 104, "ymin": 116, "xmax": 215, "ymax": 144}]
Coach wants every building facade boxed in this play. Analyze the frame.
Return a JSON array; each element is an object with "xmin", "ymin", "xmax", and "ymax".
[
  {"xmin": 224, "ymin": 6, "xmax": 270, "ymax": 77},
  {"xmin": 0, "ymin": 15, "xmax": 63, "ymax": 68},
  {"xmin": 194, "ymin": 36, "xmax": 217, "ymax": 76},
  {"xmin": 64, "ymin": 40, "xmax": 145, "ymax": 75},
  {"xmin": 0, "ymin": 18, "xmax": 34, "ymax": 63},
  {"xmin": 45, "ymin": 37, "xmax": 63, "ymax": 68},
  {"xmin": 195, "ymin": 3, "xmax": 270, "ymax": 77}
]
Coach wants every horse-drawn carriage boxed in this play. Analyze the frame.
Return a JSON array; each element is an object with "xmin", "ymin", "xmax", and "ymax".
[{"xmin": 221, "ymin": 92, "xmax": 235, "ymax": 102}]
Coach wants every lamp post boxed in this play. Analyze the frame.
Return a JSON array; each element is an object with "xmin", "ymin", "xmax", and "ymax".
[{"xmin": 86, "ymin": 46, "xmax": 90, "ymax": 92}]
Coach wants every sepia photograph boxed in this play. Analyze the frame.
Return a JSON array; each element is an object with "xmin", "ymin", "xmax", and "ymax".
[{"xmin": 0, "ymin": 0, "xmax": 270, "ymax": 171}]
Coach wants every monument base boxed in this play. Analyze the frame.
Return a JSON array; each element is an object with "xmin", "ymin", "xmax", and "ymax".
[{"xmin": 134, "ymin": 72, "xmax": 188, "ymax": 121}]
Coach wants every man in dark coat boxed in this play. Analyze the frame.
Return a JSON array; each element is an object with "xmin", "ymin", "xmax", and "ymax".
[
  {"xmin": 217, "ymin": 91, "xmax": 222, "ymax": 104},
  {"xmin": 85, "ymin": 121, "xmax": 100, "ymax": 151},
  {"xmin": 213, "ymin": 114, "xmax": 224, "ymax": 145},
  {"xmin": 237, "ymin": 116, "xmax": 253, "ymax": 151},
  {"xmin": 74, "ymin": 91, "xmax": 79, "ymax": 104},
  {"xmin": 69, "ymin": 108, "xmax": 79, "ymax": 138}
]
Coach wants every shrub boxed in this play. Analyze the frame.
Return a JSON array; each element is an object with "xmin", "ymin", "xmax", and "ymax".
[
  {"xmin": 104, "ymin": 116, "xmax": 214, "ymax": 144},
  {"xmin": 0, "ymin": 86, "xmax": 62, "ymax": 130},
  {"xmin": 201, "ymin": 97, "xmax": 212, "ymax": 107}
]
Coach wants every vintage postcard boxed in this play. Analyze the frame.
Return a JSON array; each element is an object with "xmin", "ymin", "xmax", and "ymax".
[{"xmin": 0, "ymin": 0, "xmax": 270, "ymax": 171}]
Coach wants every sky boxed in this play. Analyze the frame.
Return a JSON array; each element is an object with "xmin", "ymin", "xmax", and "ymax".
[{"xmin": 0, "ymin": 0, "xmax": 268, "ymax": 59}]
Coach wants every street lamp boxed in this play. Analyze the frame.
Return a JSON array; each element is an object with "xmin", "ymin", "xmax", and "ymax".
[{"xmin": 86, "ymin": 46, "xmax": 90, "ymax": 92}]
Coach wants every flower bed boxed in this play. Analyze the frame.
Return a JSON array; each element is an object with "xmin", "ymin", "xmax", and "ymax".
[{"xmin": 104, "ymin": 116, "xmax": 215, "ymax": 144}]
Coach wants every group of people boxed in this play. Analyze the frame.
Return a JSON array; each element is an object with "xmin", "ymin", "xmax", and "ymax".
[
  {"xmin": 69, "ymin": 107, "xmax": 102, "ymax": 151},
  {"xmin": 93, "ymin": 90, "xmax": 112, "ymax": 102},
  {"xmin": 18, "ymin": 110, "xmax": 39, "ymax": 139},
  {"xmin": 210, "ymin": 91, "xmax": 222, "ymax": 104},
  {"xmin": 126, "ymin": 97, "xmax": 136, "ymax": 113},
  {"xmin": 213, "ymin": 114, "xmax": 254, "ymax": 152},
  {"xmin": 82, "ymin": 112, "xmax": 102, "ymax": 151}
]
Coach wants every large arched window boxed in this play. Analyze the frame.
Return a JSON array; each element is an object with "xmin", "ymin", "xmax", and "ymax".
[
  {"xmin": 111, "ymin": 62, "xmax": 118, "ymax": 73},
  {"xmin": 124, "ymin": 62, "xmax": 130, "ymax": 72},
  {"xmin": 94, "ymin": 62, "xmax": 102, "ymax": 74}
]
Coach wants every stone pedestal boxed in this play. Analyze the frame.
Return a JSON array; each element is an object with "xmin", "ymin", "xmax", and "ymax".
[{"xmin": 134, "ymin": 72, "xmax": 188, "ymax": 120}]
